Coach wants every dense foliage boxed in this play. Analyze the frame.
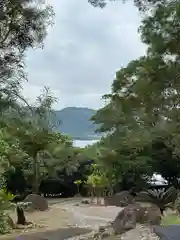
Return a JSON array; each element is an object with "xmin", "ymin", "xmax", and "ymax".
[
  {"xmin": 1, "ymin": 0, "xmax": 180, "ymax": 233},
  {"xmin": 137, "ymin": 187, "xmax": 178, "ymax": 214},
  {"xmin": 88, "ymin": 0, "xmax": 169, "ymax": 11},
  {"xmin": 86, "ymin": 0, "xmax": 180, "ymax": 191},
  {"xmin": 0, "ymin": 0, "xmax": 88, "ymax": 233}
]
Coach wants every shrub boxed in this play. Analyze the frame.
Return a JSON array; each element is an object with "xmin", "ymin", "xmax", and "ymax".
[
  {"xmin": 0, "ymin": 189, "xmax": 15, "ymax": 234},
  {"xmin": 1, "ymin": 188, "xmax": 15, "ymax": 201},
  {"xmin": 74, "ymin": 180, "xmax": 82, "ymax": 194},
  {"xmin": 0, "ymin": 188, "xmax": 31, "ymax": 232},
  {"xmin": 136, "ymin": 186, "xmax": 178, "ymax": 214}
]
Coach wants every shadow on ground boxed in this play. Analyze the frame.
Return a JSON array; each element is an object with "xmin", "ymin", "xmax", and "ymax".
[{"xmin": 4, "ymin": 227, "xmax": 92, "ymax": 240}]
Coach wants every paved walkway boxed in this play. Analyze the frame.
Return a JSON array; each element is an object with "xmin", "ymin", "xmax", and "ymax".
[
  {"xmin": 154, "ymin": 225, "xmax": 180, "ymax": 240},
  {"xmin": 3, "ymin": 198, "xmax": 117, "ymax": 240},
  {"xmin": 4, "ymin": 228, "xmax": 92, "ymax": 240}
]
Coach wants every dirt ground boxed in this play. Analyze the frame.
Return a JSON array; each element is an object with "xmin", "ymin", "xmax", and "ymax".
[
  {"xmin": 0, "ymin": 197, "xmax": 120, "ymax": 240},
  {"xmin": 0, "ymin": 197, "xmax": 159, "ymax": 240}
]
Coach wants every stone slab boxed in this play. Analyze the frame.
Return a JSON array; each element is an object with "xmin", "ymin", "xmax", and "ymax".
[
  {"xmin": 5, "ymin": 227, "xmax": 92, "ymax": 240},
  {"xmin": 154, "ymin": 225, "xmax": 180, "ymax": 240}
]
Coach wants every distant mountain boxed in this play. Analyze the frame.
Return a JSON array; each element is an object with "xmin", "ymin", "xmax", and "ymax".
[{"xmin": 54, "ymin": 107, "xmax": 101, "ymax": 140}]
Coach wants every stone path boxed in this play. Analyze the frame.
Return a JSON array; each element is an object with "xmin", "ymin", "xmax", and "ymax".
[
  {"xmin": 9, "ymin": 228, "xmax": 92, "ymax": 240},
  {"xmin": 154, "ymin": 225, "xmax": 180, "ymax": 240},
  {"xmin": 62, "ymin": 204, "xmax": 121, "ymax": 230},
  {"xmin": 0, "ymin": 198, "xmax": 164, "ymax": 240}
]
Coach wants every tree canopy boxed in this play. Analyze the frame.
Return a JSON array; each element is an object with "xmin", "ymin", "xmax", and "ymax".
[
  {"xmin": 90, "ymin": 0, "xmax": 180, "ymax": 188},
  {"xmin": 0, "ymin": 0, "xmax": 84, "ymax": 197},
  {"xmin": 88, "ymin": 0, "xmax": 170, "ymax": 11},
  {"xmin": 0, "ymin": 0, "xmax": 180, "ymax": 215},
  {"xmin": 0, "ymin": 0, "xmax": 54, "ymax": 113}
]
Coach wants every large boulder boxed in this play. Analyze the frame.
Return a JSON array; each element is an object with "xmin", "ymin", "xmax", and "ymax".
[
  {"xmin": 112, "ymin": 203, "xmax": 161, "ymax": 235},
  {"xmin": 24, "ymin": 194, "xmax": 48, "ymax": 211},
  {"xmin": 112, "ymin": 203, "xmax": 139, "ymax": 234}
]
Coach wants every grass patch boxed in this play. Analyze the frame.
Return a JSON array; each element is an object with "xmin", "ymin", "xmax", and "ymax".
[{"xmin": 162, "ymin": 214, "xmax": 180, "ymax": 225}]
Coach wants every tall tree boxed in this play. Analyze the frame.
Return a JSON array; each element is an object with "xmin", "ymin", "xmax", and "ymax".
[
  {"xmin": 0, "ymin": 0, "xmax": 54, "ymax": 112},
  {"xmin": 92, "ymin": 0, "xmax": 180, "ymax": 187},
  {"xmin": 88, "ymin": 0, "xmax": 168, "ymax": 11},
  {"xmin": 14, "ymin": 87, "xmax": 58, "ymax": 193}
]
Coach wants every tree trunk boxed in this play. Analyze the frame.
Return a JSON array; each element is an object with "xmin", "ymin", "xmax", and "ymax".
[
  {"xmin": 32, "ymin": 153, "xmax": 40, "ymax": 194},
  {"xmin": 16, "ymin": 206, "xmax": 26, "ymax": 225},
  {"xmin": 160, "ymin": 207, "xmax": 165, "ymax": 215}
]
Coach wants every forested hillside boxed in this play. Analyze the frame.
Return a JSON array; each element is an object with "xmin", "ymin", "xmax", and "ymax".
[{"xmin": 54, "ymin": 107, "xmax": 101, "ymax": 140}]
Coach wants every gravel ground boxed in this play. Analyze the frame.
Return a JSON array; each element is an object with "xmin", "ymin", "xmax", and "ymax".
[
  {"xmin": 0, "ymin": 198, "xmax": 160, "ymax": 240},
  {"xmin": 121, "ymin": 225, "xmax": 159, "ymax": 240},
  {"xmin": 60, "ymin": 198, "xmax": 160, "ymax": 240},
  {"xmin": 67, "ymin": 225, "xmax": 159, "ymax": 240}
]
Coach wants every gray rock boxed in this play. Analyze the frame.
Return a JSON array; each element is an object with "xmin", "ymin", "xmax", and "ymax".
[
  {"xmin": 112, "ymin": 203, "xmax": 161, "ymax": 235},
  {"xmin": 24, "ymin": 194, "xmax": 48, "ymax": 211}
]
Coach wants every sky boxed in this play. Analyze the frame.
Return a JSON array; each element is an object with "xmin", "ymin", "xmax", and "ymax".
[{"xmin": 22, "ymin": 0, "xmax": 146, "ymax": 110}]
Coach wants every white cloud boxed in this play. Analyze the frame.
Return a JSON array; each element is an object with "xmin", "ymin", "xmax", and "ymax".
[{"xmin": 22, "ymin": 0, "xmax": 146, "ymax": 110}]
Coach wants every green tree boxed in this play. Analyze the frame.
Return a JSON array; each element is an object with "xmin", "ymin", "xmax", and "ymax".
[
  {"xmin": 86, "ymin": 163, "xmax": 109, "ymax": 203},
  {"xmin": 0, "ymin": 0, "xmax": 54, "ymax": 133},
  {"xmin": 92, "ymin": 1, "xmax": 180, "ymax": 188},
  {"xmin": 0, "ymin": 88, "xmax": 82, "ymax": 195},
  {"xmin": 0, "ymin": 0, "xmax": 53, "ymax": 76},
  {"xmin": 88, "ymin": 0, "xmax": 167, "ymax": 11},
  {"xmin": 14, "ymin": 88, "xmax": 58, "ymax": 193},
  {"xmin": 149, "ymin": 135, "xmax": 180, "ymax": 187}
]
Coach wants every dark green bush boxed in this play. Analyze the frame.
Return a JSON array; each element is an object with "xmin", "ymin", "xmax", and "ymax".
[{"xmin": 136, "ymin": 186, "xmax": 178, "ymax": 214}]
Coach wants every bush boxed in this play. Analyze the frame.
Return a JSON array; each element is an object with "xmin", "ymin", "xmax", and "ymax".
[
  {"xmin": 0, "ymin": 189, "xmax": 15, "ymax": 234},
  {"xmin": 1, "ymin": 188, "xmax": 15, "ymax": 201},
  {"xmin": 136, "ymin": 186, "xmax": 178, "ymax": 214}
]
